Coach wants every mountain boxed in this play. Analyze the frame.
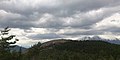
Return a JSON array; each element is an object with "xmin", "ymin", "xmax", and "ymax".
[
  {"xmin": 79, "ymin": 35, "xmax": 120, "ymax": 45},
  {"xmin": 79, "ymin": 36, "xmax": 103, "ymax": 40},
  {"xmin": 107, "ymin": 39, "xmax": 120, "ymax": 45},
  {"xmin": 24, "ymin": 39, "xmax": 120, "ymax": 60},
  {"xmin": 10, "ymin": 45, "xmax": 27, "ymax": 53}
]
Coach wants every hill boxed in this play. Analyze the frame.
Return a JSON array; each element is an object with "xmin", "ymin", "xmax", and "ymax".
[{"xmin": 23, "ymin": 39, "xmax": 120, "ymax": 60}]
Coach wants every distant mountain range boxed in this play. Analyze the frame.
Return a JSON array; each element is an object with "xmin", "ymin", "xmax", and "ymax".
[
  {"xmin": 78, "ymin": 35, "xmax": 120, "ymax": 45},
  {"xmin": 10, "ymin": 45, "xmax": 27, "ymax": 53},
  {"xmin": 10, "ymin": 35, "xmax": 120, "ymax": 52}
]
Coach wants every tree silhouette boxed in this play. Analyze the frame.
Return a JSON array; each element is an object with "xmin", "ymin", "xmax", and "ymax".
[{"xmin": 0, "ymin": 27, "xmax": 19, "ymax": 60}]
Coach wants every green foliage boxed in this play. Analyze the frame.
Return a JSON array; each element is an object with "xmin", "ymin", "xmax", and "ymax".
[
  {"xmin": 23, "ymin": 40, "xmax": 120, "ymax": 60},
  {"xmin": 24, "ymin": 42, "xmax": 42, "ymax": 60}
]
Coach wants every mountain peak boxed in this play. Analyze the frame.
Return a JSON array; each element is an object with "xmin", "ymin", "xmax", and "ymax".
[
  {"xmin": 78, "ymin": 35, "xmax": 120, "ymax": 45},
  {"xmin": 79, "ymin": 35, "xmax": 102, "ymax": 40},
  {"xmin": 79, "ymin": 35, "xmax": 119, "ymax": 40}
]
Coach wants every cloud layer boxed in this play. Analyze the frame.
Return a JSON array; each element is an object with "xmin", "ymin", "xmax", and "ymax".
[{"xmin": 0, "ymin": 0, "xmax": 120, "ymax": 47}]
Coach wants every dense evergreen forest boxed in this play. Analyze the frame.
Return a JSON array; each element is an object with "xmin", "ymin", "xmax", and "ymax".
[
  {"xmin": 22, "ymin": 39, "xmax": 120, "ymax": 60},
  {"xmin": 0, "ymin": 27, "xmax": 120, "ymax": 60}
]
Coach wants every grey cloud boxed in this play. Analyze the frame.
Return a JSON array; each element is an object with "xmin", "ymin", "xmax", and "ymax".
[
  {"xmin": 67, "ymin": 6, "xmax": 120, "ymax": 28},
  {"xmin": 28, "ymin": 33, "xmax": 61, "ymax": 39},
  {"xmin": 100, "ymin": 26, "xmax": 120, "ymax": 35},
  {"xmin": 0, "ymin": 0, "xmax": 9, "ymax": 2},
  {"xmin": 1, "ymin": 0, "xmax": 120, "ymax": 17},
  {"xmin": 0, "ymin": 10, "xmax": 36, "ymax": 29},
  {"xmin": 62, "ymin": 30, "xmax": 104, "ymax": 36},
  {"xmin": 0, "ymin": 0, "xmax": 120, "ymax": 38},
  {"xmin": 33, "ymin": 13, "xmax": 65, "ymax": 29}
]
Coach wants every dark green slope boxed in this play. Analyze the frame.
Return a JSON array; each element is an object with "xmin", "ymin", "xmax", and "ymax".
[{"xmin": 23, "ymin": 39, "xmax": 120, "ymax": 60}]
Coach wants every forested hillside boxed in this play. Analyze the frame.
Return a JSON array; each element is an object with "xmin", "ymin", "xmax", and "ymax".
[{"xmin": 22, "ymin": 39, "xmax": 120, "ymax": 60}]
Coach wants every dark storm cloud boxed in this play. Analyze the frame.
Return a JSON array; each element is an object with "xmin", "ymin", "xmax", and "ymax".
[
  {"xmin": 0, "ymin": 0, "xmax": 119, "ymax": 29},
  {"xmin": 0, "ymin": 0, "xmax": 120, "ymax": 40},
  {"xmin": 0, "ymin": 0, "xmax": 120, "ymax": 17},
  {"xmin": 0, "ymin": 10, "xmax": 37, "ymax": 29}
]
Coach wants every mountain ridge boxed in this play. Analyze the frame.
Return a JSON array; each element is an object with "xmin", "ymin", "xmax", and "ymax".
[
  {"xmin": 10, "ymin": 45, "xmax": 27, "ymax": 53},
  {"xmin": 78, "ymin": 35, "xmax": 120, "ymax": 44}
]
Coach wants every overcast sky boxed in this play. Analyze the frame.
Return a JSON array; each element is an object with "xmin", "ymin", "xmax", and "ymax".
[{"xmin": 0, "ymin": 0, "xmax": 120, "ymax": 47}]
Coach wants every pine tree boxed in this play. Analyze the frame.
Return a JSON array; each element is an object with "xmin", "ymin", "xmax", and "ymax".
[
  {"xmin": 18, "ymin": 46, "xmax": 22, "ymax": 60},
  {"xmin": 0, "ymin": 27, "xmax": 19, "ymax": 60}
]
